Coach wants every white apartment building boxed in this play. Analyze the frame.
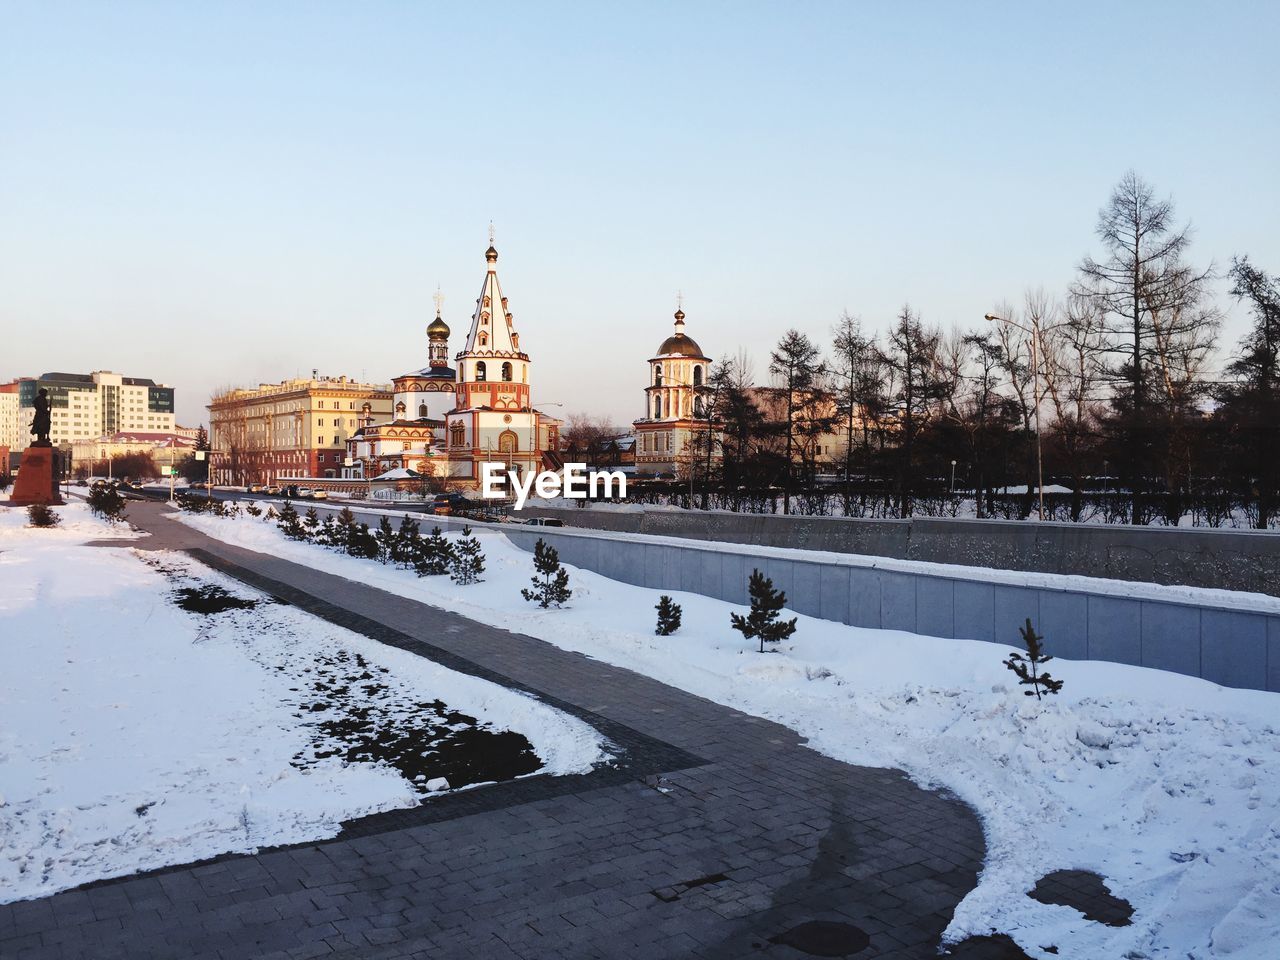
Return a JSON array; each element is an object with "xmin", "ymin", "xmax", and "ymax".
[
  {"xmin": 0, "ymin": 384, "xmax": 21, "ymax": 456},
  {"xmin": 17, "ymin": 371, "xmax": 177, "ymax": 447}
]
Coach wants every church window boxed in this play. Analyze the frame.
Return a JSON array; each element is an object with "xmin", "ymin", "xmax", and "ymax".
[
  {"xmin": 450, "ymin": 423, "xmax": 466, "ymax": 447},
  {"xmin": 653, "ymin": 396, "xmax": 662, "ymax": 419},
  {"xmin": 501, "ymin": 362, "xmax": 512, "ymax": 382},
  {"xmin": 693, "ymin": 365, "xmax": 704, "ymax": 387},
  {"xmin": 654, "ymin": 366, "xmax": 663, "ymax": 387},
  {"xmin": 418, "ymin": 402, "xmax": 428, "ymax": 418},
  {"xmin": 498, "ymin": 430, "xmax": 517, "ymax": 454},
  {"xmin": 694, "ymin": 396, "xmax": 705, "ymax": 418},
  {"xmin": 479, "ymin": 333, "xmax": 488, "ymax": 346},
  {"xmin": 475, "ymin": 361, "xmax": 487, "ymax": 382}
]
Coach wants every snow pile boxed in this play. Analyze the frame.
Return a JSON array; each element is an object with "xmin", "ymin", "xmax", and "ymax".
[
  {"xmin": 178, "ymin": 509, "xmax": 1280, "ymax": 960},
  {"xmin": 0, "ymin": 529, "xmax": 605, "ymax": 903},
  {"xmin": 0, "ymin": 498, "xmax": 141, "ymax": 544}
]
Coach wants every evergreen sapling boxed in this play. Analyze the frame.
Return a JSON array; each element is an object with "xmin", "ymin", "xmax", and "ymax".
[
  {"xmin": 449, "ymin": 526, "xmax": 485, "ymax": 584},
  {"xmin": 655, "ymin": 595, "xmax": 682, "ymax": 635},
  {"xmin": 1003, "ymin": 618, "xmax": 1064, "ymax": 700},
  {"xmin": 521, "ymin": 538, "xmax": 572, "ymax": 608},
  {"xmin": 729, "ymin": 569, "xmax": 797, "ymax": 653},
  {"xmin": 375, "ymin": 516, "xmax": 397, "ymax": 563},
  {"xmin": 303, "ymin": 506, "xmax": 320, "ymax": 538},
  {"xmin": 393, "ymin": 515, "xmax": 421, "ymax": 567},
  {"xmin": 414, "ymin": 526, "xmax": 453, "ymax": 577},
  {"xmin": 277, "ymin": 501, "xmax": 305, "ymax": 540}
]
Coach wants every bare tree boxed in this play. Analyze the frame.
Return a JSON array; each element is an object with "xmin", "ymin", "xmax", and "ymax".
[
  {"xmin": 1077, "ymin": 170, "xmax": 1215, "ymax": 523},
  {"xmin": 879, "ymin": 306, "xmax": 947, "ymax": 517}
]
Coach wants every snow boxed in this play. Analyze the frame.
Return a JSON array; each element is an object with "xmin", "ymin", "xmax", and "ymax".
[
  {"xmin": 177, "ymin": 508, "xmax": 1280, "ymax": 960},
  {"xmin": 0, "ymin": 509, "xmax": 606, "ymax": 903}
]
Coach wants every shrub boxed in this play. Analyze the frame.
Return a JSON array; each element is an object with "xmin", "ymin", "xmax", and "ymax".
[
  {"xmin": 27, "ymin": 503, "xmax": 60, "ymax": 527},
  {"xmin": 730, "ymin": 569, "xmax": 797, "ymax": 653},
  {"xmin": 374, "ymin": 516, "xmax": 397, "ymax": 563},
  {"xmin": 393, "ymin": 515, "xmax": 421, "ymax": 568},
  {"xmin": 521, "ymin": 538, "xmax": 572, "ymax": 608},
  {"xmin": 655, "ymin": 595, "xmax": 682, "ymax": 635},
  {"xmin": 277, "ymin": 501, "xmax": 307, "ymax": 540}
]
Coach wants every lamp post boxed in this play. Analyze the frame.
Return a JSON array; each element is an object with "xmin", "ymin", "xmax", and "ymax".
[
  {"xmin": 950, "ymin": 459, "xmax": 957, "ymax": 493},
  {"xmin": 984, "ymin": 313, "xmax": 1067, "ymax": 522}
]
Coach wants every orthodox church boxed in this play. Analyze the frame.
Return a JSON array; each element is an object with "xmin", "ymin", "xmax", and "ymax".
[
  {"xmin": 346, "ymin": 239, "xmax": 561, "ymax": 488},
  {"xmin": 633, "ymin": 305, "xmax": 714, "ymax": 476}
]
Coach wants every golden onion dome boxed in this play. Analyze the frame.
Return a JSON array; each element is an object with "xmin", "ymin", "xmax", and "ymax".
[
  {"xmin": 656, "ymin": 332, "xmax": 705, "ymax": 357},
  {"xmin": 427, "ymin": 315, "xmax": 450, "ymax": 338}
]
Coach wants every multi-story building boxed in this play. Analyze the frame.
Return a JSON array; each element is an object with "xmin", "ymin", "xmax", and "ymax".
[
  {"xmin": 14, "ymin": 371, "xmax": 177, "ymax": 447},
  {"xmin": 633, "ymin": 307, "xmax": 716, "ymax": 477},
  {"xmin": 208, "ymin": 376, "xmax": 393, "ymax": 485},
  {"xmin": 0, "ymin": 382, "xmax": 21, "ymax": 457}
]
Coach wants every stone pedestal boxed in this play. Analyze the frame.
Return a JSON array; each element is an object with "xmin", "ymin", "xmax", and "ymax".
[{"xmin": 7, "ymin": 446, "xmax": 64, "ymax": 506}]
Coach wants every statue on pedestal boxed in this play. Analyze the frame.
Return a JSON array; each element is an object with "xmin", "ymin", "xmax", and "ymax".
[{"xmin": 31, "ymin": 389, "xmax": 52, "ymax": 447}]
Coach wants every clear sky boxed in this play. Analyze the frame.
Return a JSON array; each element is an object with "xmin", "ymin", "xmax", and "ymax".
[{"xmin": 2, "ymin": 1, "xmax": 1277, "ymax": 428}]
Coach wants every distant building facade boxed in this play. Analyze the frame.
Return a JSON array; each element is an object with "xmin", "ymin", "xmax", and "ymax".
[
  {"xmin": 0, "ymin": 382, "xmax": 21, "ymax": 456},
  {"xmin": 70, "ymin": 431, "xmax": 198, "ymax": 475},
  {"xmin": 12, "ymin": 371, "xmax": 176, "ymax": 447},
  {"xmin": 208, "ymin": 376, "xmax": 393, "ymax": 485}
]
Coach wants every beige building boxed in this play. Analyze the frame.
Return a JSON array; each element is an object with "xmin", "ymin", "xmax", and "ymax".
[
  {"xmin": 71, "ymin": 432, "xmax": 198, "ymax": 475},
  {"xmin": 208, "ymin": 376, "xmax": 393, "ymax": 485},
  {"xmin": 15, "ymin": 371, "xmax": 177, "ymax": 447}
]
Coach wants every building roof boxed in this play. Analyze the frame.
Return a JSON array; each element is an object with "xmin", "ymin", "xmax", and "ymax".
[
  {"xmin": 653, "ymin": 308, "xmax": 708, "ymax": 359},
  {"xmin": 396, "ymin": 365, "xmax": 457, "ymax": 381},
  {"xmin": 371, "ymin": 467, "xmax": 422, "ymax": 481},
  {"xmin": 458, "ymin": 241, "xmax": 528, "ymax": 362},
  {"xmin": 106, "ymin": 431, "xmax": 197, "ymax": 447}
]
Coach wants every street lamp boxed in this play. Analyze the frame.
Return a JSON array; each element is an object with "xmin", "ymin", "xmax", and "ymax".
[
  {"xmin": 984, "ymin": 312, "xmax": 1067, "ymax": 522},
  {"xmin": 950, "ymin": 459, "xmax": 957, "ymax": 493}
]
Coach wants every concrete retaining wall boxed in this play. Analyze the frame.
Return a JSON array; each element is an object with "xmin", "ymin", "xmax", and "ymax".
[
  {"xmin": 517, "ymin": 506, "xmax": 1280, "ymax": 599},
  {"xmin": 310, "ymin": 503, "xmax": 1280, "ymax": 693}
]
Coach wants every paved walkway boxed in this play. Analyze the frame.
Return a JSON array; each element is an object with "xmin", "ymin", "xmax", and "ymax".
[{"xmin": 1, "ymin": 501, "xmax": 989, "ymax": 960}]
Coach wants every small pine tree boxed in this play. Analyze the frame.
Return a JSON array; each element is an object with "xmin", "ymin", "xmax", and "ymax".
[
  {"xmin": 393, "ymin": 515, "xmax": 421, "ymax": 567},
  {"xmin": 1004, "ymin": 618, "xmax": 1065, "ymax": 700},
  {"xmin": 730, "ymin": 569, "xmax": 798, "ymax": 653},
  {"xmin": 27, "ymin": 503, "xmax": 60, "ymax": 528},
  {"xmin": 245, "ymin": 503, "xmax": 262, "ymax": 518},
  {"xmin": 449, "ymin": 526, "xmax": 485, "ymax": 584},
  {"xmin": 350, "ymin": 522, "xmax": 380, "ymax": 559},
  {"xmin": 264, "ymin": 505, "xmax": 279, "ymax": 521},
  {"xmin": 414, "ymin": 526, "xmax": 453, "ymax": 576},
  {"xmin": 317, "ymin": 514, "xmax": 339, "ymax": 547},
  {"xmin": 375, "ymin": 515, "xmax": 397, "ymax": 563},
  {"xmin": 277, "ymin": 501, "xmax": 306, "ymax": 540},
  {"xmin": 87, "ymin": 484, "xmax": 127, "ymax": 524},
  {"xmin": 521, "ymin": 537, "xmax": 572, "ymax": 608},
  {"xmin": 655, "ymin": 595, "xmax": 682, "ymax": 635},
  {"xmin": 303, "ymin": 506, "xmax": 320, "ymax": 536}
]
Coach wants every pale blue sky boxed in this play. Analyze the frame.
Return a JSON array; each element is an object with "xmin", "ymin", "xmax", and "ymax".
[{"xmin": 2, "ymin": 1, "xmax": 1277, "ymax": 427}]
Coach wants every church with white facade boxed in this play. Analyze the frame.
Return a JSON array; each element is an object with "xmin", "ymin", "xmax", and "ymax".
[
  {"xmin": 346, "ymin": 240, "xmax": 561, "ymax": 488},
  {"xmin": 632, "ymin": 306, "xmax": 715, "ymax": 477}
]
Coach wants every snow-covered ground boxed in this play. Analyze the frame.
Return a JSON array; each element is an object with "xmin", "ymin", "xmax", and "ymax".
[
  {"xmin": 0, "ymin": 503, "xmax": 605, "ymax": 903},
  {"xmin": 177, "ymin": 507, "xmax": 1280, "ymax": 960}
]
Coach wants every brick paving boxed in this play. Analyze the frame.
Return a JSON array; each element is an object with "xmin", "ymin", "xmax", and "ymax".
[{"xmin": 2, "ymin": 501, "xmax": 988, "ymax": 959}]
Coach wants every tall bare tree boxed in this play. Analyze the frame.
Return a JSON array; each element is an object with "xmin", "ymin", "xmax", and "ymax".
[
  {"xmin": 1077, "ymin": 170, "xmax": 1215, "ymax": 523},
  {"xmin": 879, "ymin": 306, "xmax": 946, "ymax": 517}
]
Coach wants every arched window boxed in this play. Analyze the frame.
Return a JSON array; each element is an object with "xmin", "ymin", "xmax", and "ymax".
[
  {"xmin": 694, "ymin": 396, "xmax": 705, "ymax": 418},
  {"xmin": 418, "ymin": 402, "xmax": 428, "ymax": 418},
  {"xmin": 395, "ymin": 402, "xmax": 405, "ymax": 416},
  {"xmin": 475, "ymin": 361, "xmax": 487, "ymax": 382},
  {"xmin": 654, "ymin": 365, "xmax": 663, "ymax": 387},
  {"xmin": 450, "ymin": 423, "xmax": 466, "ymax": 447},
  {"xmin": 653, "ymin": 396, "xmax": 662, "ymax": 419},
  {"xmin": 693, "ymin": 365, "xmax": 704, "ymax": 387},
  {"xmin": 501, "ymin": 362, "xmax": 513, "ymax": 382},
  {"xmin": 498, "ymin": 430, "xmax": 518, "ymax": 453}
]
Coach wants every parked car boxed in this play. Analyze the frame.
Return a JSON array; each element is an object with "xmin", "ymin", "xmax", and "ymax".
[
  {"xmin": 524, "ymin": 517, "xmax": 564, "ymax": 527},
  {"xmin": 246, "ymin": 483, "xmax": 264, "ymax": 493},
  {"xmin": 264, "ymin": 485, "xmax": 282, "ymax": 495},
  {"xmin": 296, "ymin": 487, "xmax": 314, "ymax": 498},
  {"xmin": 310, "ymin": 490, "xmax": 328, "ymax": 500},
  {"xmin": 429, "ymin": 492, "xmax": 472, "ymax": 515}
]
